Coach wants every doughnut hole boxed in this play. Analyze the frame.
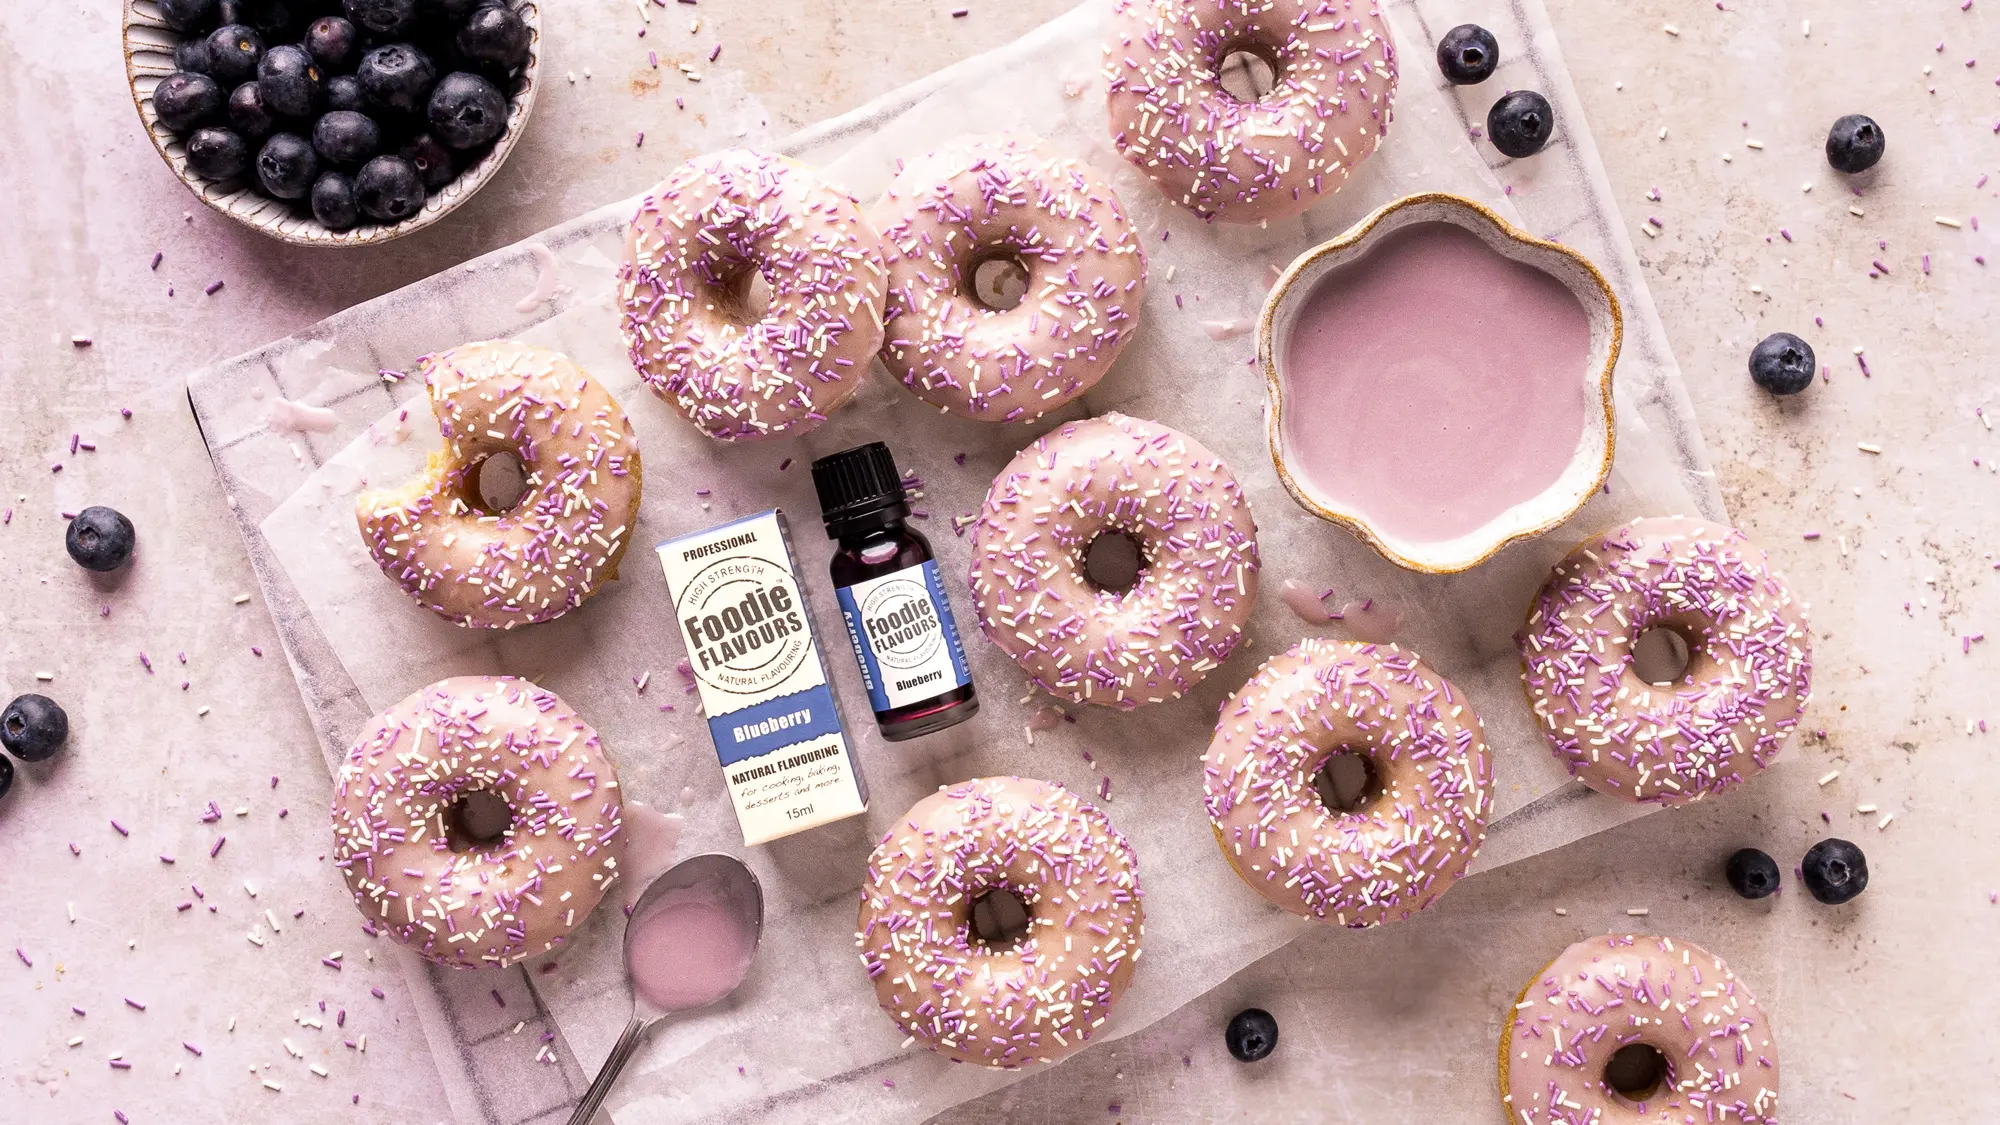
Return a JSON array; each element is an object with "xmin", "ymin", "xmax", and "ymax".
[
  {"xmin": 1214, "ymin": 39, "xmax": 1282, "ymax": 102},
  {"xmin": 967, "ymin": 887, "xmax": 1033, "ymax": 951},
  {"xmin": 964, "ymin": 248, "xmax": 1032, "ymax": 311},
  {"xmin": 1312, "ymin": 747, "xmax": 1383, "ymax": 813},
  {"xmin": 1630, "ymin": 620, "xmax": 1703, "ymax": 687},
  {"xmin": 462, "ymin": 450, "xmax": 529, "ymax": 515},
  {"xmin": 696, "ymin": 251, "xmax": 776, "ymax": 326},
  {"xmin": 1082, "ymin": 530, "xmax": 1148, "ymax": 593},
  {"xmin": 1602, "ymin": 1042, "xmax": 1673, "ymax": 1103},
  {"xmin": 444, "ymin": 789, "xmax": 514, "ymax": 852}
]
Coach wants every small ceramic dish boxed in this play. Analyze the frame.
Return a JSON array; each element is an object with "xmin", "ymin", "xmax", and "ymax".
[
  {"xmin": 122, "ymin": 0, "xmax": 541, "ymax": 247},
  {"xmin": 1259, "ymin": 192, "xmax": 1621, "ymax": 574}
]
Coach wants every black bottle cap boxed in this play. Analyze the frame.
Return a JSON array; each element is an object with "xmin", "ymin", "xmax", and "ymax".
[{"xmin": 812, "ymin": 442, "xmax": 908, "ymax": 535}]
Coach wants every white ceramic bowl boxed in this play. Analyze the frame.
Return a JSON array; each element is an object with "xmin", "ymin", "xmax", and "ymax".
[
  {"xmin": 1259, "ymin": 192, "xmax": 1621, "ymax": 574},
  {"xmin": 122, "ymin": 0, "xmax": 541, "ymax": 247}
]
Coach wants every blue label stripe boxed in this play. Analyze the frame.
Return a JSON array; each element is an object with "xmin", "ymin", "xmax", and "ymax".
[
  {"xmin": 707, "ymin": 684, "xmax": 846, "ymax": 766},
  {"xmin": 920, "ymin": 559, "xmax": 974, "ymax": 691}
]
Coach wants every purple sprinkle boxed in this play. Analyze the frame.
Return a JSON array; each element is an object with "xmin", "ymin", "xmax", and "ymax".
[
  {"xmin": 111, "ymin": 819, "xmax": 130, "ymax": 836},
  {"xmin": 125, "ymin": 997, "xmax": 147, "ymax": 1011},
  {"xmin": 117, "ymin": 1111, "xmax": 130, "ymax": 1124},
  {"xmin": 492, "ymin": 989, "xmax": 506, "ymax": 1008},
  {"xmin": 210, "ymin": 836, "xmax": 226, "ymax": 858},
  {"xmin": 204, "ymin": 280, "xmax": 224, "ymax": 296},
  {"xmin": 150, "ymin": 252, "xmax": 164, "ymax": 270},
  {"xmin": 370, "ymin": 987, "xmax": 385, "ymax": 999},
  {"xmin": 159, "ymin": 855, "xmax": 175, "ymax": 865},
  {"xmin": 183, "ymin": 1042, "xmax": 203, "ymax": 1056},
  {"xmin": 109, "ymin": 1060, "xmax": 131, "ymax": 1070},
  {"xmin": 15, "ymin": 948, "xmax": 31, "ymax": 968},
  {"xmin": 251, "ymin": 646, "xmax": 262, "ymax": 657}
]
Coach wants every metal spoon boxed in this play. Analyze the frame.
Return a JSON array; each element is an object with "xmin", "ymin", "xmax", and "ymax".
[{"xmin": 565, "ymin": 853, "xmax": 764, "ymax": 1125}]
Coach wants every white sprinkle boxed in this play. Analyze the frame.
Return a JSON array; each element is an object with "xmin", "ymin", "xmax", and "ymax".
[
  {"xmin": 246, "ymin": 931, "xmax": 265, "ymax": 947},
  {"xmin": 1663, "ymin": 23, "xmax": 1680, "ymax": 35},
  {"xmin": 1855, "ymin": 803, "xmax": 1878, "ymax": 814},
  {"xmin": 262, "ymin": 1079, "xmax": 282, "ymax": 1092},
  {"xmin": 1802, "ymin": 18, "xmax": 1811, "ymax": 36},
  {"xmin": 1553, "ymin": 907, "xmax": 1569, "ymax": 916},
  {"xmin": 1722, "ymin": 153, "xmax": 1734, "ymax": 164},
  {"xmin": 1817, "ymin": 770, "xmax": 1841, "ymax": 786},
  {"xmin": 1745, "ymin": 139, "xmax": 1765, "ymax": 150},
  {"xmin": 283, "ymin": 1038, "xmax": 303, "ymax": 1059},
  {"xmin": 1850, "ymin": 206, "xmax": 1866, "ymax": 217},
  {"xmin": 310, "ymin": 1064, "xmax": 328, "ymax": 1078},
  {"xmin": 197, "ymin": 706, "xmax": 211, "ymax": 717},
  {"xmin": 67, "ymin": 902, "xmax": 76, "ymax": 923},
  {"xmin": 244, "ymin": 881, "xmax": 258, "ymax": 898},
  {"xmin": 1658, "ymin": 127, "xmax": 1669, "ymax": 140},
  {"xmin": 1936, "ymin": 216, "xmax": 1964, "ymax": 228},
  {"xmin": 232, "ymin": 593, "xmax": 251, "ymax": 605},
  {"xmin": 68, "ymin": 1036, "xmax": 83, "ymax": 1047},
  {"xmin": 1750, "ymin": 284, "xmax": 1764, "ymax": 294},
  {"xmin": 1802, "ymin": 182, "xmax": 1814, "ymax": 193},
  {"xmin": 1626, "ymin": 907, "xmax": 1651, "ymax": 916},
  {"xmin": 35, "ymin": 671, "xmax": 54, "ymax": 682},
  {"xmin": 1878, "ymin": 812, "xmax": 1896, "ymax": 830},
  {"xmin": 1858, "ymin": 442, "xmax": 1884, "ymax": 454},
  {"xmin": 228, "ymin": 1017, "xmax": 236, "ymax": 1032}
]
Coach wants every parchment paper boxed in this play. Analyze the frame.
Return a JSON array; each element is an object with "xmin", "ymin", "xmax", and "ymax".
[{"xmin": 193, "ymin": 1, "xmax": 1724, "ymax": 1122}]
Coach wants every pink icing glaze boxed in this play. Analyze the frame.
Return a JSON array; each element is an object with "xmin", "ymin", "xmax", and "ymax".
[
  {"xmin": 1279, "ymin": 221, "xmax": 1591, "ymax": 545},
  {"xmin": 628, "ymin": 878, "xmax": 755, "ymax": 1011}
]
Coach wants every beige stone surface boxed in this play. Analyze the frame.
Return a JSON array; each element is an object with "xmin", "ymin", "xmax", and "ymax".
[{"xmin": 1, "ymin": 1, "xmax": 1994, "ymax": 1122}]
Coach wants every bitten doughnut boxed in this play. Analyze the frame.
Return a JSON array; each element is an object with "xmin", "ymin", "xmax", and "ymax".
[
  {"xmin": 855, "ymin": 776, "xmax": 1144, "ymax": 1068},
  {"xmin": 968, "ymin": 412, "xmax": 1260, "ymax": 708},
  {"xmin": 1517, "ymin": 517, "xmax": 1812, "ymax": 806},
  {"xmin": 356, "ymin": 340, "xmax": 642, "ymax": 630},
  {"xmin": 1103, "ymin": 0, "xmax": 1399, "ymax": 222},
  {"xmin": 872, "ymin": 134, "xmax": 1146, "ymax": 422},
  {"xmin": 331, "ymin": 677, "xmax": 628, "ymax": 969},
  {"xmin": 1501, "ymin": 934, "xmax": 1780, "ymax": 1123},
  {"xmin": 620, "ymin": 148, "xmax": 887, "ymax": 440},
  {"xmin": 1203, "ymin": 639, "xmax": 1492, "ymax": 925}
]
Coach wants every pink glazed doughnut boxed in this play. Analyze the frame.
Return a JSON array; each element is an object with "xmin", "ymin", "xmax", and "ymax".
[
  {"xmin": 1103, "ymin": 0, "xmax": 1399, "ymax": 222},
  {"xmin": 856, "ymin": 776, "xmax": 1144, "ymax": 1068},
  {"xmin": 1501, "ymin": 934, "xmax": 1780, "ymax": 1124},
  {"xmin": 1517, "ymin": 517, "xmax": 1812, "ymax": 806},
  {"xmin": 968, "ymin": 413, "xmax": 1261, "ymax": 708},
  {"xmin": 619, "ymin": 149, "xmax": 887, "ymax": 440},
  {"xmin": 1203, "ymin": 639, "xmax": 1493, "ymax": 926},
  {"xmin": 872, "ymin": 134, "xmax": 1147, "ymax": 422},
  {"xmin": 331, "ymin": 677, "xmax": 627, "ymax": 969}
]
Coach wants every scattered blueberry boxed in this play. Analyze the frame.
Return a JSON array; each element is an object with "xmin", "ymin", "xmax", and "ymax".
[
  {"xmin": 256, "ymin": 132, "xmax": 319, "ymax": 199},
  {"xmin": 0, "ymin": 754, "xmax": 12, "ymax": 800},
  {"xmin": 173, "ymin": 37, "xmax": 213, "ymax": 76},
  {"xmin": 313, "ymin": 110, "xmax": 381, "ymax": 168},
  {"xmin": 1225, "ymin": 1008, "xmax": 1279, "ymax": 1062},
  {"xmin": 1825, "ymin": 114, "xmax": 1885, "ymax": 174},
  {"xmin": 400, "ymin": 133, "xmax": 456, "ymax": 188},
  {"xmin": 257, "ymin": 43, "xmax": 323, "ymax": 119},
  {"xmin": 1487, "ymin": 90, "xmax": 1555, "ymax": 158},
  {"xmin": 359, "ymin": 43, "xmax": 437, "ymax": 114},
  {"xmin": 306, "ymin": 16, "xmax": 360, "ymax": 71},
  {"xmin": 203, "ymin": 23, "xmax": 265, "ymax": 86},
  {"xmin": 186, "ymin": 127, "xmax": 252, "ymax": 180},
  {"xmin": 153, "ymin": 72, "xmax": 225, "ymax": 133},
  {"xmin": 1436, "ymin": 24, "xmax": 1499, "ymax": 85},
  {"xmin": 325, "ymin": 74, "xmax": 368, "ymax": 113},
  {"xmin": 311, "ymin": 171, "xmax": 362, "ymax": 230},
  {"xmin": 1802, "ymin": 838, "xmax": 1869, "ymax": 905},
  {"xmin": 66, "ymin": 506, "xmax": 137, "ymax": 572},
  {"xmin": 157, "ymin": 0, "xmax": 218, "ymax": 32},
  {"xmin": 228, "ymin": 81, "xmax": 279, "ymax": 140},
  {"xmin": 457, "ymin": 5, "xmax": 530, "ymax": 71},
  {"xmin": 1725, "ymin": 848, "xmax": 1781, "ymax": 899},
  {"xmin": 1749, "ymin": 332, "xmax": 1816, "ymax": 396},
  {"xmin": 2, "ymin": 695, "xmax": 70, "ymax": 763},
  {"xmin": 344, "ymin": 0, "xmax": 418, "ymax": 36},
  {"xmin": 428, "ymin": 71, "xmax": 505, "ymax": 149},
  {"xmin": 355, "ymin": 155, "xmax": 426, "ymax": 222}
]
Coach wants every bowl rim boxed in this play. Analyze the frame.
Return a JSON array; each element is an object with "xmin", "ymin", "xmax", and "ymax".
[
  {"xmin": 121, "ymin": 0, "xmax": 542, "ymax": 247},
  {"xmin": 1257, "ymin": 190, "xmax": 1623, "ymax": 575}
]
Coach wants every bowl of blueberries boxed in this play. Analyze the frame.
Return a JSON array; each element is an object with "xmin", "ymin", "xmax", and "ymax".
[{"xmin": 124, "ymin": 0, "xmax": 539, "ymax": 245}]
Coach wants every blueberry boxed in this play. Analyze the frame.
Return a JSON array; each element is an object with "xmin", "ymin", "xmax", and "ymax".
[
  {"xmin": 359, "ymin": 44, "xmax": 437, "ymax": 115},
  {"xmin": 1436, "ymin": 24, "xmax": 1499, "ymax": 85},
  {"xmin": 355, "ymin": 155, "xmax": 426, "ymax": 222},
  {"xmin": 400, "ymin": 133, "xmax": 456, "ymax": 189},
  {"xmin": 1749, "ymin": 332, "xmax": 1816, "ymax": 396},
  {"xmin": 228, "ymin": 81, "xmax": 279, "ymax": 139},
  {"xmin": 312, "ymin": 171, "xmax": 362, "ymax": 230},
  {"xmin": 1724, "ymin": 848, "xmax": 1781, "ymax": 899},
  {"xmin": 427, "ymin": 71, "xmax": 505, "ymax": 149},
  {"xmin": 1225, "ymin": 1008, "xmax": 1279, "ymax": 1062},
  {"xmin": 344, "ymin": 0, "xmax": 418, "ymax": 36},
  {"xmin": 312, "ymin": 110, "xmax": 381, "ymax": 168},
  {"xmin": 1825, "ymin": 114, "xmax": 1885, "ymax": 174},
  {"xmin": 153, "ymin": 71, "xmax": 225, "ymax": 133},
  {"xmin": 157, "ymin": 0, "xmax": 218, "ymax": 32},
  {"xmin": 174, "ymin": 37, "xmax": 213, "ymax": 76},
  {"xmin": 457, "ymin": 5, "xmax": 530, "ymax": 71},
  {"xmin": 257, "ymin": 44, "xmax": 323, "ymax": 119},
  {"xmin": 255, "ymin": 132, "xmax": 319, "ymax": 199},
  {"xmin": 0, "ymin": 754, "xmax": 11, "ymax": 800},
  {"xmin": 305, "ymin": 16, "xmax": 360, "ymax": 72},
  {"xmin": 1487, "ymin": 90, "xmax": 1554, "ymax": 158},
  {"xmin": 2, "ymin": 695, "xmax": 70, "ymax": 763},
  {"xmin": 186, "ymin": 126, "xmax": 252, "ymax": 180},
  {"xmin": 325, "ymin": 74, "xmax": 368, "ymax": 113},
  {"xmin": 66, "ymin": 506, "xmax": 137, "ymax": 572},
  {"xmin": 244, "ymin": 0, "xmax": 307, "ymax": 38},
  {"xmin": 203, "ymin": 23, "xmax": 265, "ymax": 86},
  {"xmin": 1802, "ymin": 838, "xmax": 1869, "ymax": 905}
]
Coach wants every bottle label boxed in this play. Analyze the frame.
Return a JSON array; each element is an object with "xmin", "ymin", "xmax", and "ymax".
[{"xmin": 835, "ymin": 559, "xmax": 973, "ymax": 715}]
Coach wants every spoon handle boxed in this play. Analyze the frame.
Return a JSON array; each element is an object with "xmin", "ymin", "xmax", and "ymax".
[{"xmin": 567, "ymin": 1014, "xmax": 654, "ymax": 1125}]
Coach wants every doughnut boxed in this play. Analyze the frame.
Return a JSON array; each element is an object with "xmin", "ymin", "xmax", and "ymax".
[
  {"xmin": 331, "ymin": 677, "xmax": 628, "ymax": 969},
  {"xmin": 968, "ymin": 412, "xmax": 1260, "ymax": 709},
  {"xmin": 356, "ymin": 340, "xmax": 643, "ymax": 630},
  {"xmin": 1501, "ymin": 933, "xmax": 1780, "ymax": 1123},
  {"xmin": 1103, "ymin": 0, "xmax": 1399, "ymax": 223},
  {"xmin": 619, "ymin": 148, "xmax": 887, "ymax": 441},
  {"xmin": 1516, "ymin": 517, "xmax": 1812, "ymax": 806},
  {"xmin": 1203, "ymin": 638, "xmax": 1493, "ymax": 926},
  {"xmin": 871, "ymin": 134, "xmax": 1147, "ymax": 422},
  {"xmin": 855, "ymin": 775, "xmax": 1144, "ymax": 1068}
]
